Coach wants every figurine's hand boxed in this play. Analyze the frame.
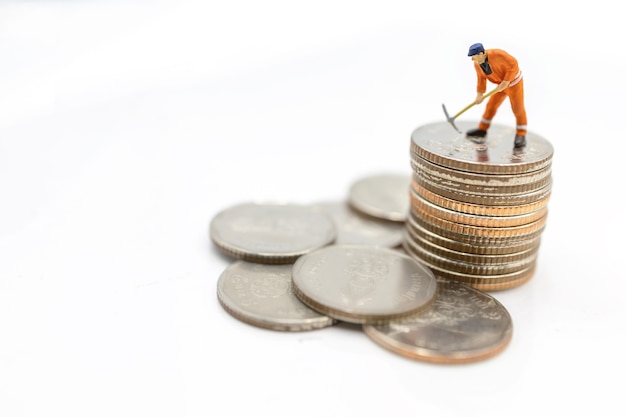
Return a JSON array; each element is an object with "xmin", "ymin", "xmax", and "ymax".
[
  {"xmin": 474, "ymin": 93, "xmax": 484, "ymax": 104},
  {"xmin": 496, "ymin": 81, "xmax": 510, "ymax": 92}
]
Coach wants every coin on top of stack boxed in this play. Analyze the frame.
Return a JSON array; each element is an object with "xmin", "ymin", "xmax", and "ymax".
[{"xmin": 406, "ymin": 121, "xmax": 553, "ymax": 291}]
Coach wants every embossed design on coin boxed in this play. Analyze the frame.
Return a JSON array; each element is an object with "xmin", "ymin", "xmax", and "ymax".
[
  {"xmin": 347, "ymin": 173, "xmax": 411, "ymax": 222},
  {"xmin": 210, "ymin": 202, "xmax": 336, "ymax": 264},
  {"xmin": 291, "ymin": 245, "xmax": 437, "ymax": 324},
  {"xmin": 363, "ymin": 280, "xmax": 513, "ymax": 363},
  {"xmin": 249, "ymin": 273, "xmax": 290, "ymax": 298},
  {"xmin": 312, "ymin": 201, "xmax": 404, "ymax": 248},
  {"xmin": 217, "ymin": 261, "xmax": 336, "ymax": 331}
]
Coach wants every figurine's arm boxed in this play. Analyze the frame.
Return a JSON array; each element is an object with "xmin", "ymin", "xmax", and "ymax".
[
  {"xmin": 474, "ymin": 64, "xmax": 487, "ymax": 104},
  {"xmin": 496, "ymin": 80, "xmax": 510, "ymax": 92},
  {"xmin": 475, "ymin": 80, "xmax": 510, "ymax": 104}
]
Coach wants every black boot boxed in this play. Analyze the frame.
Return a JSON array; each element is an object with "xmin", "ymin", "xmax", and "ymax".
[
  {"xmin": 514, "ymin": 135, "xmax": 526, "ymax": 148},
  {"xmin": 466, "ymin": 128, "xmax": 487, "ymax": 138},
  {"xmin": 466, "ymin": 128, "xmax": 487, "ymax": 143}
]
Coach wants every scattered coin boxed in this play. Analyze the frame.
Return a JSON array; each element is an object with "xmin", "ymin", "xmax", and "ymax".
[
  {"xmin": 363, "ymin": 279, "xmax": 513, "ymax": 364},
  {"xmin": 291, "ymin": 244, "xmax": 437, "ymax": 324},
  {"xmin": 217, "ymin": 261, "xmax": 336, "ymax": 331},
  {"xmin": 210, "ymin": 202, "xmax": 336, "ymax": 264},
  {"xmin": 312, "ymin": 201, "xmax": 404, "ymax": 248},
  {"xmin": 347, "ymin": 173, "xmax": 411, "ymax": 222}
]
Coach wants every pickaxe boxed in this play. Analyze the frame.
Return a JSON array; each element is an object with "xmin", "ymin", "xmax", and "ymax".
[{"xmin": 442, "ymin": 87, "xmax": 499, "ymax": 133}]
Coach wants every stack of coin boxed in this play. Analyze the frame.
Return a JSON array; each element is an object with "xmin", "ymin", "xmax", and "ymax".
[{"xmin": 405, "ymin": 121, "xmax": 553, "ymax": 291}]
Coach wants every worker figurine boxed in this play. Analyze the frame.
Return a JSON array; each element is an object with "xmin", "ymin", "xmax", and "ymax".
[{"xmin": 466, "ymin": 43, "xmax": 527, "ymax": 148}]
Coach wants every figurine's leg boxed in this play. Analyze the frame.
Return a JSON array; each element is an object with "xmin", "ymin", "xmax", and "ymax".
[
  {"xmin": 478, "ymin": 91, "xmax": 507, "ymax": 132},
  {"xmin": 508, "ymin": 81, "xmax": 527, "ymax": 137}
]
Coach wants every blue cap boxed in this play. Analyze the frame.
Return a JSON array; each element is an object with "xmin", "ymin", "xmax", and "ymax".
[{"xmin": 468, "ymin": 43, "xmax": 484, "ymax": 56}]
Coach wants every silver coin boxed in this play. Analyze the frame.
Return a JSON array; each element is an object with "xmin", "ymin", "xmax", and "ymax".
[
  {"xmin": 407, "ymin": 211, "xmax": 546, "ymax": 247},
  {"xmin": 410, "ymin": 121, "xmax": 554, "ymax": 175},
  {"xmin": 363, "ymin": 279, "xmax": 513, "ymax": 363},
  {"xmin": 403, "ymin": 227, "xmax": 540, "ymax": 265},
  {"xmin": 411, "ymin": 156, "xmax": 552, "ymax": 195},
  {"xmin": 347, "ymin": 173, "xmax": 411, "ymax": 222},
  {"xmin": 210, "ymin": 202, "xmax": 336, "ymax": 264},
  {"xmin": 291, "ymin": 244, "xmax": 437, "ymax": 324},
  {"xmin": 312, "ymin": 201, "xmax": 404, "ymax": 248},
  {"xmin": 217, "ymin": 261, "xmax": 336, "ymax": 331},
  {"xmin": 414, "ymin": 175, "xmax": 553, "ymax": 207},
  {"xmin": 405, "ymin": 218, "xmax": 542, "ymax": 255},
  {"xmin": 403, "ymin": 235, "xmax": 538, "ymax": 276}
]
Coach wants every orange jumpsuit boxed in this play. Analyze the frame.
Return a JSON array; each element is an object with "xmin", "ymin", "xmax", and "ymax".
[{"xmin": 474, "ymin": 49, "xmax": 527, "ymax": 137}]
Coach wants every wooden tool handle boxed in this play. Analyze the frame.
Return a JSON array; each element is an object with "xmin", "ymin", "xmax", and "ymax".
[{"xmin": 453, "ymin": 87, "xmax": 499, "ymax": 119}]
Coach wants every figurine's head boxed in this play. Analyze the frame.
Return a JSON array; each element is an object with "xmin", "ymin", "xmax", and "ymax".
[{"xmin": 468, "ymin": 43, "xmax": 486, "ymax": 64}]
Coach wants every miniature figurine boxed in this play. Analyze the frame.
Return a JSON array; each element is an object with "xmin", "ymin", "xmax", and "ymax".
[{"xmin": 465, "ymin": 43, "xmax": 527, "ymax": 148}]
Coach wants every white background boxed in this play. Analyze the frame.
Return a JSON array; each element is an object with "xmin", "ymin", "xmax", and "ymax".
[{"xmin": 1, "ymin": 1, "xmax": 624, "ymax": 416}]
